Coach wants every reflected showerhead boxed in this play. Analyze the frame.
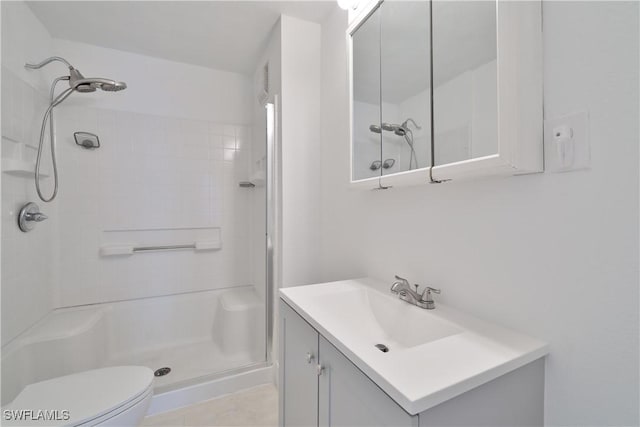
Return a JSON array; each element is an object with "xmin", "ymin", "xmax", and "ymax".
[
  {"xmin": 394, "ymin": 126, "xmax": 407, "ymax": 136},
  {"xmin": 381, "ymin": 122, "xmax": 397, "ymax": 132},
  {"xmin": 381, "ymin": 122, "xmax": 406, "ymax": 136},
  {"xmin": 382, "ymin": 119, "xmax": 421, "ymax": 137}
]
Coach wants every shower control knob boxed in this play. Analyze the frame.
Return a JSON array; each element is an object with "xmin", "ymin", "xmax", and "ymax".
[
  {"xmin": 18, "ymin": 202, "xmax": 48, "ymax": 232},
  {"xmin": 26, "ymin": 212, "xmax": 48, "ymax": 222}
]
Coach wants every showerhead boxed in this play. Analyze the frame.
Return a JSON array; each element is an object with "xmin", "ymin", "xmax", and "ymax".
[
  {"xmin": 381, "ymin": 122, "xmax": 397, "ymax": 132},
  {"xmin": 381, "ymin": 122, "xmax": 406, "ymax": 136},
  {"xmin": 101, "ymin": 81, "xmax": 127, "ymax": 92},
  {"xmin": 394, "ymin": 126, "xmax": 407, "ymax": 136},
  {"xmin": 68, "ymin": 67, "xmax": 95, "ymax": 92},
  {"xmin": 369, "ymin": 124, "xmax": 382, "ymax": 134},
  {"xmin": 24, "ymin": 56, "xmax": 128, "ymax": 202},
  {"xmin": 70, "ymin": 74, "xmax": 127, "ymax": 93}
]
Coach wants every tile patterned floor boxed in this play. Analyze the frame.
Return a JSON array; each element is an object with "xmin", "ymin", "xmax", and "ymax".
[{"xmin": 142, "ymin": 384, "xmax": 278, "ymax": 427}]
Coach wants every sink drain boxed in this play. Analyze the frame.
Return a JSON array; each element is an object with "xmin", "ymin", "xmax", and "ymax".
[
  {"xmin": 154, "ymin": 367, "xmax": 171, "ymax": 377},
  {"xmin": 375, "ymin": 344, "xmax": 389, "ymax": 353}
]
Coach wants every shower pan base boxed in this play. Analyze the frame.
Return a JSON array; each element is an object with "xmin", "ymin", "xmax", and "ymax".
[{"xmin": 1, "ymin": 287, "xmax": 269, "ymax": 408}]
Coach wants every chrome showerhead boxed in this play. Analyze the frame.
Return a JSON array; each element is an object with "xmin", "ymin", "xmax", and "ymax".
[
  {"xmin": 25, "ymin": 57, "xmax": 128, "ymax": 94},
  {"xmin": 24, "ymin": 56, "xmax": 128, "ymax": 202},
  {"xmin": 71, "ymin": 76, "xmax": 127, "ymax": 92},
  {"xmin": 101, "ymin": 81, "xmax": 127, "ymax": 92},
  {"xmin": 69, "ymin": 67, "xmax": 95, "ymax": 92}
]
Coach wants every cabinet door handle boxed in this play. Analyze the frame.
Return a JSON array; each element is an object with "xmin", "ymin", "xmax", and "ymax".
[
  {"xmin": 306, "ymin": 352, "xmax": 315, "ymax": 364},
  {"xmin": 316, "ymin": 364, "xmax": 324, "ymax": 376}
]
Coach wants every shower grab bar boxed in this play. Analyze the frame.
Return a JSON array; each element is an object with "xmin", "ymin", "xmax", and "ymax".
[
  {"xmin": 100, "ymin": 241, "xmax": 221, "ymax": 256},
  {"xmin": 133, "ymin": 243, "xmax": 196, "ymax": 252}
]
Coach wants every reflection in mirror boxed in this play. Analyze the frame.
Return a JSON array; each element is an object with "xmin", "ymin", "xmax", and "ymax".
[
  {"xmin": 352, "ymin": 7, "xmax": 382, "ymax": 181},
  {"xmin": 432, "ymin": 1, "xmax": 497, "ymax": 166},
  {"xmin": 380, "ymin": 0, "xmax": 431, "ymax": 175}
]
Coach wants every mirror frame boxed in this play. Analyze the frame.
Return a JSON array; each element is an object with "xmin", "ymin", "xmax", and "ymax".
[
  {"xmin": 348, "ymin": 0, "xmax": 385, "ymax": 189},
  {"xmin": 347, "ymin": 0, "xmax": 543, "ymax": 188},
  {"xmin": 347, "ymin": 0, "xmax": 432, "ymax": 189},
  {"xmin": 429, "ymin": 0, "xmax": 542, "ymax": 181}
]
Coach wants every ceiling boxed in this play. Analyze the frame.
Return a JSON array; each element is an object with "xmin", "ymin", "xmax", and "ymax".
[{"xmin": 27, "ymin": 1, "xmax": 337, "ymax": 75}]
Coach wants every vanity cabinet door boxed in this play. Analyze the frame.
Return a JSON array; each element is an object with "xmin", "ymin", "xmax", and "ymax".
[
  {"xmin": 318, "ymin": 336, "xmax": 417, "ymax": 427},
  {"xmin": 279, "ymin": 302, "xmax": 319, "ymax": 427}
]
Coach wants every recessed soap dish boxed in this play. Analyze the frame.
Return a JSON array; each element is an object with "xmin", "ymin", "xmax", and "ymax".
[{"xmin": 74, "ymin": 132, "xmax": 100, "ymax": 149}]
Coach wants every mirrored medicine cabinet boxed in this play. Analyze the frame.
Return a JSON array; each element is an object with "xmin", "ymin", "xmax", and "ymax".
[{"xmin": 348, "ymin": 0, "xmax": 543, "ymax": 189}]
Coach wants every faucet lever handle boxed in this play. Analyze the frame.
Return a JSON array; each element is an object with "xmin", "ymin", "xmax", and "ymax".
[
  {"xmin": 421, "ymin": 286, "xmax": 441, "ymax": 302},
  {"xmin": 394, "ymin": 275, "xmax": 409, "ymax": 284}
]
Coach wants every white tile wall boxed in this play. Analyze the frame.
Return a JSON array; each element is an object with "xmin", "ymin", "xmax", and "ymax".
[
  {"xmin": 2, "ymin": 1, "xmax": 262, "ymax": 344},
  {"xmin": 51, "ymin": 105, "xmax": 255, "ymax": 307},
  {"xmin": 1, "ymin": 68, "xmax": 55, "ymax": 347}
]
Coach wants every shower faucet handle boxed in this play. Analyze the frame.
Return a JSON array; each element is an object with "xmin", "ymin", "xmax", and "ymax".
[
  {"xmin": 18, "ymin": 202, "xmax": 47, "ymax": 232},
  {"xmin": 26, "ymin": 212, "xmax": 48, "ymax": 222}
]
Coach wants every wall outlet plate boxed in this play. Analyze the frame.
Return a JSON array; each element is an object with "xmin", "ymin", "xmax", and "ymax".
[{"xmin": 544, "ymin": 111, "xmax": 590, "ymax": 173}]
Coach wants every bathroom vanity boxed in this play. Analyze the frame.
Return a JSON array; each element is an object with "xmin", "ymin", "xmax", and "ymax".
[{"xmin": 279, "ymin": 279, "xmax": 548, "ymax": 426}]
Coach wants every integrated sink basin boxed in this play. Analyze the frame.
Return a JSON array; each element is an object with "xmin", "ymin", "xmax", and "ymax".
[
  {"xmin": 311, "ymin": 286, "xmax": 463, "ymax": 350},
  {"xmin": 280, "ymin": 278, "xmax": 549, "ymax": 415}
]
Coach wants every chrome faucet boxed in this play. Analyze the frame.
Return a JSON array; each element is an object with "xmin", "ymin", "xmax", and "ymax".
[{"xmin": 390, "ymin": 275, "xmax": 440, "ymax": 309}]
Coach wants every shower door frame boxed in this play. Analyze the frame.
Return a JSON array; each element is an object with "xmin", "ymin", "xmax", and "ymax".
[{"xmin": 265, "ymin": 97, "xmax": 278, "ymax": 364}]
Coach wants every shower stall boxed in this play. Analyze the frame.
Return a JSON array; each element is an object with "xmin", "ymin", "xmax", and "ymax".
[{"xmin": 1, "ymin": 0, "xmax": 280, "ymax": 411}]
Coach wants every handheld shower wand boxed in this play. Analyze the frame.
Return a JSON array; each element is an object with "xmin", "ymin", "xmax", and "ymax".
[
  {"xmin": 25, "ymin": 56, "xmax": 127, "ymax": 202},
  {"xmin": 380, "ymin": 118, "xmax": 422, "ymax": 170}
]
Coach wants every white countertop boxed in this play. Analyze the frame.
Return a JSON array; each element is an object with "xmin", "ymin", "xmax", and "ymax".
[{"xmin": 280, "ymin": 278, "xmax": 549, "ymax": 415}]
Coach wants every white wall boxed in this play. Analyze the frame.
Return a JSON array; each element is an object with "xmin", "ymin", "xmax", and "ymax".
[
  {"xmin": 319, "ymin": 2, "xmax": 638, "ymax": 426},
  {"xmin": 280, "ymin": 16, "xmax": 322, "ymax": 288},
  {"xmin": 51, "ymin": 39, "xmax": 252, "ymax": 124},
  {"xmin": 1, "ymin": 1, "xmax": 55, "ymax": 346}
]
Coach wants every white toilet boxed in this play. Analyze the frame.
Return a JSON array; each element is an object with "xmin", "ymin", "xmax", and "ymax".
[{"xmin": 4, "ymin": 366, "xmax": 154, "ymax": 426}]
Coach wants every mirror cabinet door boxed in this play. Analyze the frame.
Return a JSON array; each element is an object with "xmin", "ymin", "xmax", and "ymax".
[
  {"xmin": 432, "ymin": 0, "xmax": 498, "ymax": 166},
  {"xmin": 380, "ymin": 0, "xmax": 431, "ymax": 176},
  {"xmin": 351, "ymin": 6, "xmax": 382, "ymax": 182}
]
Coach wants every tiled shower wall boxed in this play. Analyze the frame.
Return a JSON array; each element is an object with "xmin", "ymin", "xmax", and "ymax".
[
  {"xmin": 52, "ymin": 105, "xmax": 255, "ymax": 307},
  {"xmin": 1, "ymin": 67, "xmax": 55, "ymax": 346},
  {"xmin": 1, "ymin": 0, "xmax": 56, "ymax": 347},
  {"xmin": 2, "ymin": 2, "xmax": 260, "ymax": 326}
]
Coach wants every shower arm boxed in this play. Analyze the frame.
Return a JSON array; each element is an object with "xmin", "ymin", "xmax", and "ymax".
[{"xmin": 25, "ymin": 56, "xmax": 73, "ymax": 70}]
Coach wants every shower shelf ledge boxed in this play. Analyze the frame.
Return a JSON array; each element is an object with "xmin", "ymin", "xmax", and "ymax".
[{"xmin": 2, "ymin": 158, "xmax": 48, "ymax": 178}]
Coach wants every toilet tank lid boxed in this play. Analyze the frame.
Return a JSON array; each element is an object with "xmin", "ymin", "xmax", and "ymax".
[{"xmin": 3, "ymin": 366, "xmax": 154, "ymax": 426}]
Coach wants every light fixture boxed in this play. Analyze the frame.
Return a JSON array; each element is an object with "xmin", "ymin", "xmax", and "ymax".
[{"xmin": 337, "ymin": 0, "xmax": 359, "ymax": 11}]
